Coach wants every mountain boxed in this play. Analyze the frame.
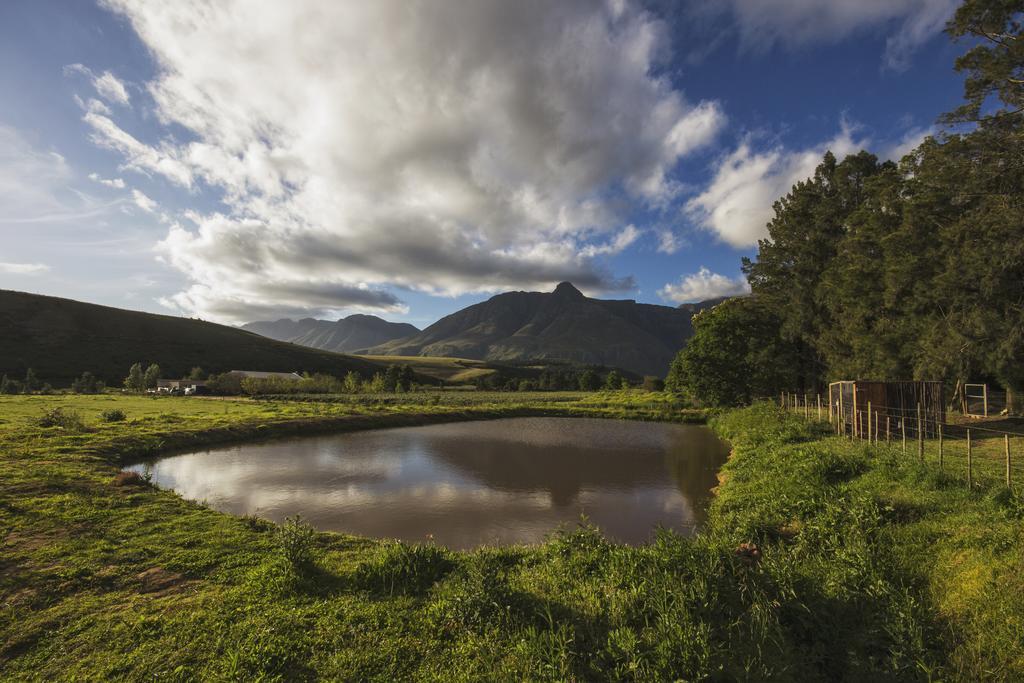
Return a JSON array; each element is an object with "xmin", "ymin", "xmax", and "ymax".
[
  {"xmin": 0, "ymin": 290, "xmax": 380, "ymax": 386},
  {"xmin": 363, "ymin": 282, "xmax": 715, "ymax": 377},
  {"xmin": 241, "ymin": 314, "xmax": 419, "ymax": 353}
]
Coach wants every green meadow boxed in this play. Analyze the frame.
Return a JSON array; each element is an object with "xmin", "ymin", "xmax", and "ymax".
[{"xmin": 1, "ymin": 394, "xmax": 1022, "ymax": 680}]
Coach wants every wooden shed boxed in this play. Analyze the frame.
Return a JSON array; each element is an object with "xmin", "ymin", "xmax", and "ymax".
[{"xmin": 828, "ymin": 380, "xmax": 944, "ymax": 439}]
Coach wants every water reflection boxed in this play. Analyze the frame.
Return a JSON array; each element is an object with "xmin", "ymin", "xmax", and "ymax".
[{"xmin": 130, "ymin": 417, "xmax": 729, "ymax": 549}]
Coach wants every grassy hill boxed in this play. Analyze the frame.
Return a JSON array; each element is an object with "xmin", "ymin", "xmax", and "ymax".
[{"xmin": 0, "ymin": 290, "xmax": 381, "ymax": 386}]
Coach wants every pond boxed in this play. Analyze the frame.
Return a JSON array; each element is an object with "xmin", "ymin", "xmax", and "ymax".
[{"xmin": 129, "ymin": 417, "xmax": 730, "ymax": 549}]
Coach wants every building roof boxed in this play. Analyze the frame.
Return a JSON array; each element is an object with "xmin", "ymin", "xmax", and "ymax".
[{"xmin": 228, "ymin": 370, "xmax": 304, "ymax": 380}]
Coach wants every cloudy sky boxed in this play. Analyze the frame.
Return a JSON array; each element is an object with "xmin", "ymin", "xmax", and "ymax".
[{"xmin": 0, "ymin": 0, "xmax": 963, "ymax": 327}]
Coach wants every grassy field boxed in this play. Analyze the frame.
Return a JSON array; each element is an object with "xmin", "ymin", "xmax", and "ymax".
[
  {"xmin": 2, "ymin": 395, "xmax": 1022, "ymax": 679},
  {"xmin": 353, "ymin": 355, "xmax": 498, "ymax": 384}
]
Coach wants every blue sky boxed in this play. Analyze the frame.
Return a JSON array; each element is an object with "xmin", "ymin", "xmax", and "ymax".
[{"xmin": 0, "ymin": 0, "xmax": 965, "ymax": 328}]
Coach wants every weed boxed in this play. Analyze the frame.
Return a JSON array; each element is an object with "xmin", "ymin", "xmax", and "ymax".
[
  {"xmin": 100, "ymin": 408, "xmax": 127, "ymax": 422},
  {"xmin": 277, "ymin": 515, "xmax": 316, "ymax": 569},
  {"xmin": 33, "ymin": 407, "xmax": 87, "ymax": 431},
  {"xmin": 354, "ymin": 541, "xmax": 453, "ymax": 596}
]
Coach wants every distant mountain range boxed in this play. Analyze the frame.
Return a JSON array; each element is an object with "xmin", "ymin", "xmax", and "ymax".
[
  {"xmin": 0, "ymin": 290, "xmax": 379, "ymax": 385},
  {"xmin": 241, "ymin": 314, "xmax": 419, "ymax": 354},
  {"xmin": 357, "ymin": 282, "xmax": 722, "ymax": 377}
]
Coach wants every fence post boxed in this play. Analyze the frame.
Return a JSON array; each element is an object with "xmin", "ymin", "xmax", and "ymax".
[
  {"xmin": 886, "ymin": 416, "xmax": 890, "ymax": 444},
  {"xmin": 817, "ymin": 394, "xmax": 822, "ymax": 421},
  {"xmin": 1006, "ymin": 434, "xmax": 1011, "ymax": 488},
  {"xmin": 804, "ymin": 394, "xmax": 809, "ymax": 419},
  {"xmin": 967, "ymin": 428, "xmax": 973, "ymax": 489},
  {"xmin": 938, "ymin": 423, "xmax": 943, "ymax": 471},
  {"xmin": 917, "ymin": 403, "xmax": 924, "ymax": 462},
  {"xmin": 901, "ymin": 418, "xmax": 906, "ymax": 455},
  {"xmin": 984, "ymin": 384, "xmax": 989, "ymax": 418},
  {"xmin": 867, "ymin": 402, "xmax": 872, "ymax": 443},
  {"xmin": 852, "ymin": 389, "xmax": 858, "ymax": 438},
  {"xmin": 780, "ymin": 392, "xmax": 784, "ymax": 409}
]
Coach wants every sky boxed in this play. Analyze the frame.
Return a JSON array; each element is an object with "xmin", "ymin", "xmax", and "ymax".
[{"xmin": 0, "ymin": 0, "xmax": 966, "ymax": 328}]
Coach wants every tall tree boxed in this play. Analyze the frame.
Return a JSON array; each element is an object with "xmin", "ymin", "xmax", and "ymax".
[
  {"xmin": 124, "ymin": 363, "xmax": 145, "ymax": 392},
  {"xmin": 668, "ymin": 298, "xmax": 799, "ymax": 407},
  {"xmin": 743, "ymin": 151, "xmax": 884, "ymax": 389}
]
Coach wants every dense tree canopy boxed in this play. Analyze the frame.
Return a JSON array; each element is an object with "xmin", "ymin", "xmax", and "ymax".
[{"xmin": 671, "ymin": 0, "xmax": 1024, "ymax": 407}]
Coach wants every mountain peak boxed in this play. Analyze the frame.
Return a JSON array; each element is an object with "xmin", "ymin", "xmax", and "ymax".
[{"xmin": 552, "ymin": 281, "xmax": 584, "ymax": 298}]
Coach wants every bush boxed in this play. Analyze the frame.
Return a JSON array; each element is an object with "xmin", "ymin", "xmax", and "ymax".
[
  {"xmin": 354, "ymin": 541, "xmax": 453, "ymax": 596},
  {"xmin": 277, "ymin": 515, "xmax": 316, "ymax": 568},
  {"xmin": 101, "ymin": 409, "xmax": 127, "ymax": 422},
  {"xmin": 34, "ymin": 408, "xmax": 87, "ymax": 431}
]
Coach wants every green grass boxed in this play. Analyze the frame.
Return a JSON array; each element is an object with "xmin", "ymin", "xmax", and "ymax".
[{"xmin": 1, "ymin": 396, "xmax": 1021, "ymax": 680}]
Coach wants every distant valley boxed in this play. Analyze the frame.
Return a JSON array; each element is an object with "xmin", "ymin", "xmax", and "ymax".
[{"xmin": 241, "ymin": 315, "xmax": 419, "ymax": 354}]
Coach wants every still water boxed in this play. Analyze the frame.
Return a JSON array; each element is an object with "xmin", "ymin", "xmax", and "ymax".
[{"xmin": 130, "ymin": 417, "xmax": 730, "ymax": 549}]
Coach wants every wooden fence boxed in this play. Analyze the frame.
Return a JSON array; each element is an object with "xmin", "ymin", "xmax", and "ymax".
[{"xmin": 779, "ymin": 390, "xmax": 1020, "ymax": 491}]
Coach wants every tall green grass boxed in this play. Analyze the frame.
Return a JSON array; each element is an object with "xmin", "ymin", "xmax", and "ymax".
[{"xmin": 1, "ymin": 396, "xmax": 1021, "ymax": 679}]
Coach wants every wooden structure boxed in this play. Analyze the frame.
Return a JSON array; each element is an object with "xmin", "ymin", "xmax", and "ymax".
[
  {"xmin": 828, "ymin": 380, "xmax": 944, "ymax": 439},
  {"xmin": 964, "ymin": 383, "xmax": 988, "ymax": 417}
]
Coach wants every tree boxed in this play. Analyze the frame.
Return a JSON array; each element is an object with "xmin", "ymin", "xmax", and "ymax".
[
  {"xmin": 343, "ymin": 371, "xmax": 361, "ymax": 393},
  {"xmin": 72, "ymin": 371, "xmax": 101, "ymax": 394},
  {"xmin": 603, "ymin": 370, "xmax": 624, "ymax": 390},
  {"xmin": 382, "ymin": 365, "xmax": 401, "ymax": 392},
  {"xmin": 143, "ymin": 364, "xmax": 161, "ymax": 390},
  {"xmin": 578, "ymin": 369, "xmax": 601, "ymax": 391},
  {"xmin": 942, "ymin": 0, "xmax": 1024, "ymax": 125},
  {"xmin": 397, "ymin": 364, "xmax": 415, "ymax": 392},
  {"xmin": 669, "ymin": 298, "xmax": 799, "ymax": 407},
  {"xmin": 188, "ymin": 366, "xmax": 205, "ymax": 381},
  {"xmin": 743, "ymin": 151, "xmax": 885, "ymax": 390},
  {"xmin": 0, "ymin": 374, "xmax": 20, "ymax": 395},
  {"xmin": 365, "ymin": 372, "xmax": 386, "ymax": 393},
  {"xmin": 23, "ymin": 368, "xmax": 39, "ymax": 393},
  {"xmin": 124, "ymin": 363, "xmax": 145, "ymax": 392}
]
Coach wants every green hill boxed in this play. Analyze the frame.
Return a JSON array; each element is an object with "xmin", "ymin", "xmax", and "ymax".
[{"xmin": 0, "ymin": 290, "xmax": 381, "ymax": 386}]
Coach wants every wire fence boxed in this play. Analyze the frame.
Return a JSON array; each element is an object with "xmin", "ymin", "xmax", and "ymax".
[{"xmin": 775, "ymin": 391, "xmax": 1022, "ymax": 492}]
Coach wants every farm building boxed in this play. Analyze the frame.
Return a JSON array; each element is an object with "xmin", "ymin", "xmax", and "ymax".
[
  {"xmin": 828, "ymin": 380, "xmax": 944, "ymax": 439},
  {"xmin": 156, "ymin": 379, "xmax": 208, "ymax": 395}
]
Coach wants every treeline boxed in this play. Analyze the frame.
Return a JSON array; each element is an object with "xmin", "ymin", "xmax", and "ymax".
[{"xmin": 670, "ymin": 1, "xmax": 1024, "ymax": 408}]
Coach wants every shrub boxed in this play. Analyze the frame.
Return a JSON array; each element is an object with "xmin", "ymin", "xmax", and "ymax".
[
  {"xmin": 277, "ymin": 515, "xmax": 316, "ymax": 568},
  {"xmin": 354, "ymin": 541, "xmax": 453, "ymax": 596},
  {"xmin": 34, "ymin": 408, "xmax": 87, "ymax": 431},
  {"xmin": 101, "ymin": 409, "xmax": 127, "ymax": 422}
]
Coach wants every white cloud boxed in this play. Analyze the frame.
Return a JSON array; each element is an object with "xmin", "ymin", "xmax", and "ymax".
[
  {"xmin": 92, "ymin": 0, "xmax": 724, "ymax": 321},
  {"xmin": 721, "ymin": 0, "xmax": 958, "ymax": 66},
  {"xmin": 882, "ymin": 125, "xmax": 934, "ymax": 161},
  {"xmin": 82, "ymin": 111, "xmax": 193, "ymax": 187},
  {"xmin": 655, "ymin": 228, "xmax": 682, "ymax": 254},
  {"xmin": 88, "ymin": 172, "xmax": 126, "ymax": 189},
  {"xmin": 0, "ymin": 262, "xmax": 50, "ymax": 275},
  {"xmin": 0, "ymin": 124, "xmax": 74, "ymax": 222},
  {"xmin": 687, "ymin": 122, "xmax": 865, "ymax": 248},
  {"xmin": 580, "ymin": 225, "xmax": 641, "ymax": 257},
  {"xmin": 659, "ymin": 267, "xmax": 749, "ymax": 304},
  {"xmin": 65, "ymin": 64, "xmax": 131, "ymax": 106},
  {"xmin": 131, "ymin": 189, "xmax": 158, "ymax": 212}
]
